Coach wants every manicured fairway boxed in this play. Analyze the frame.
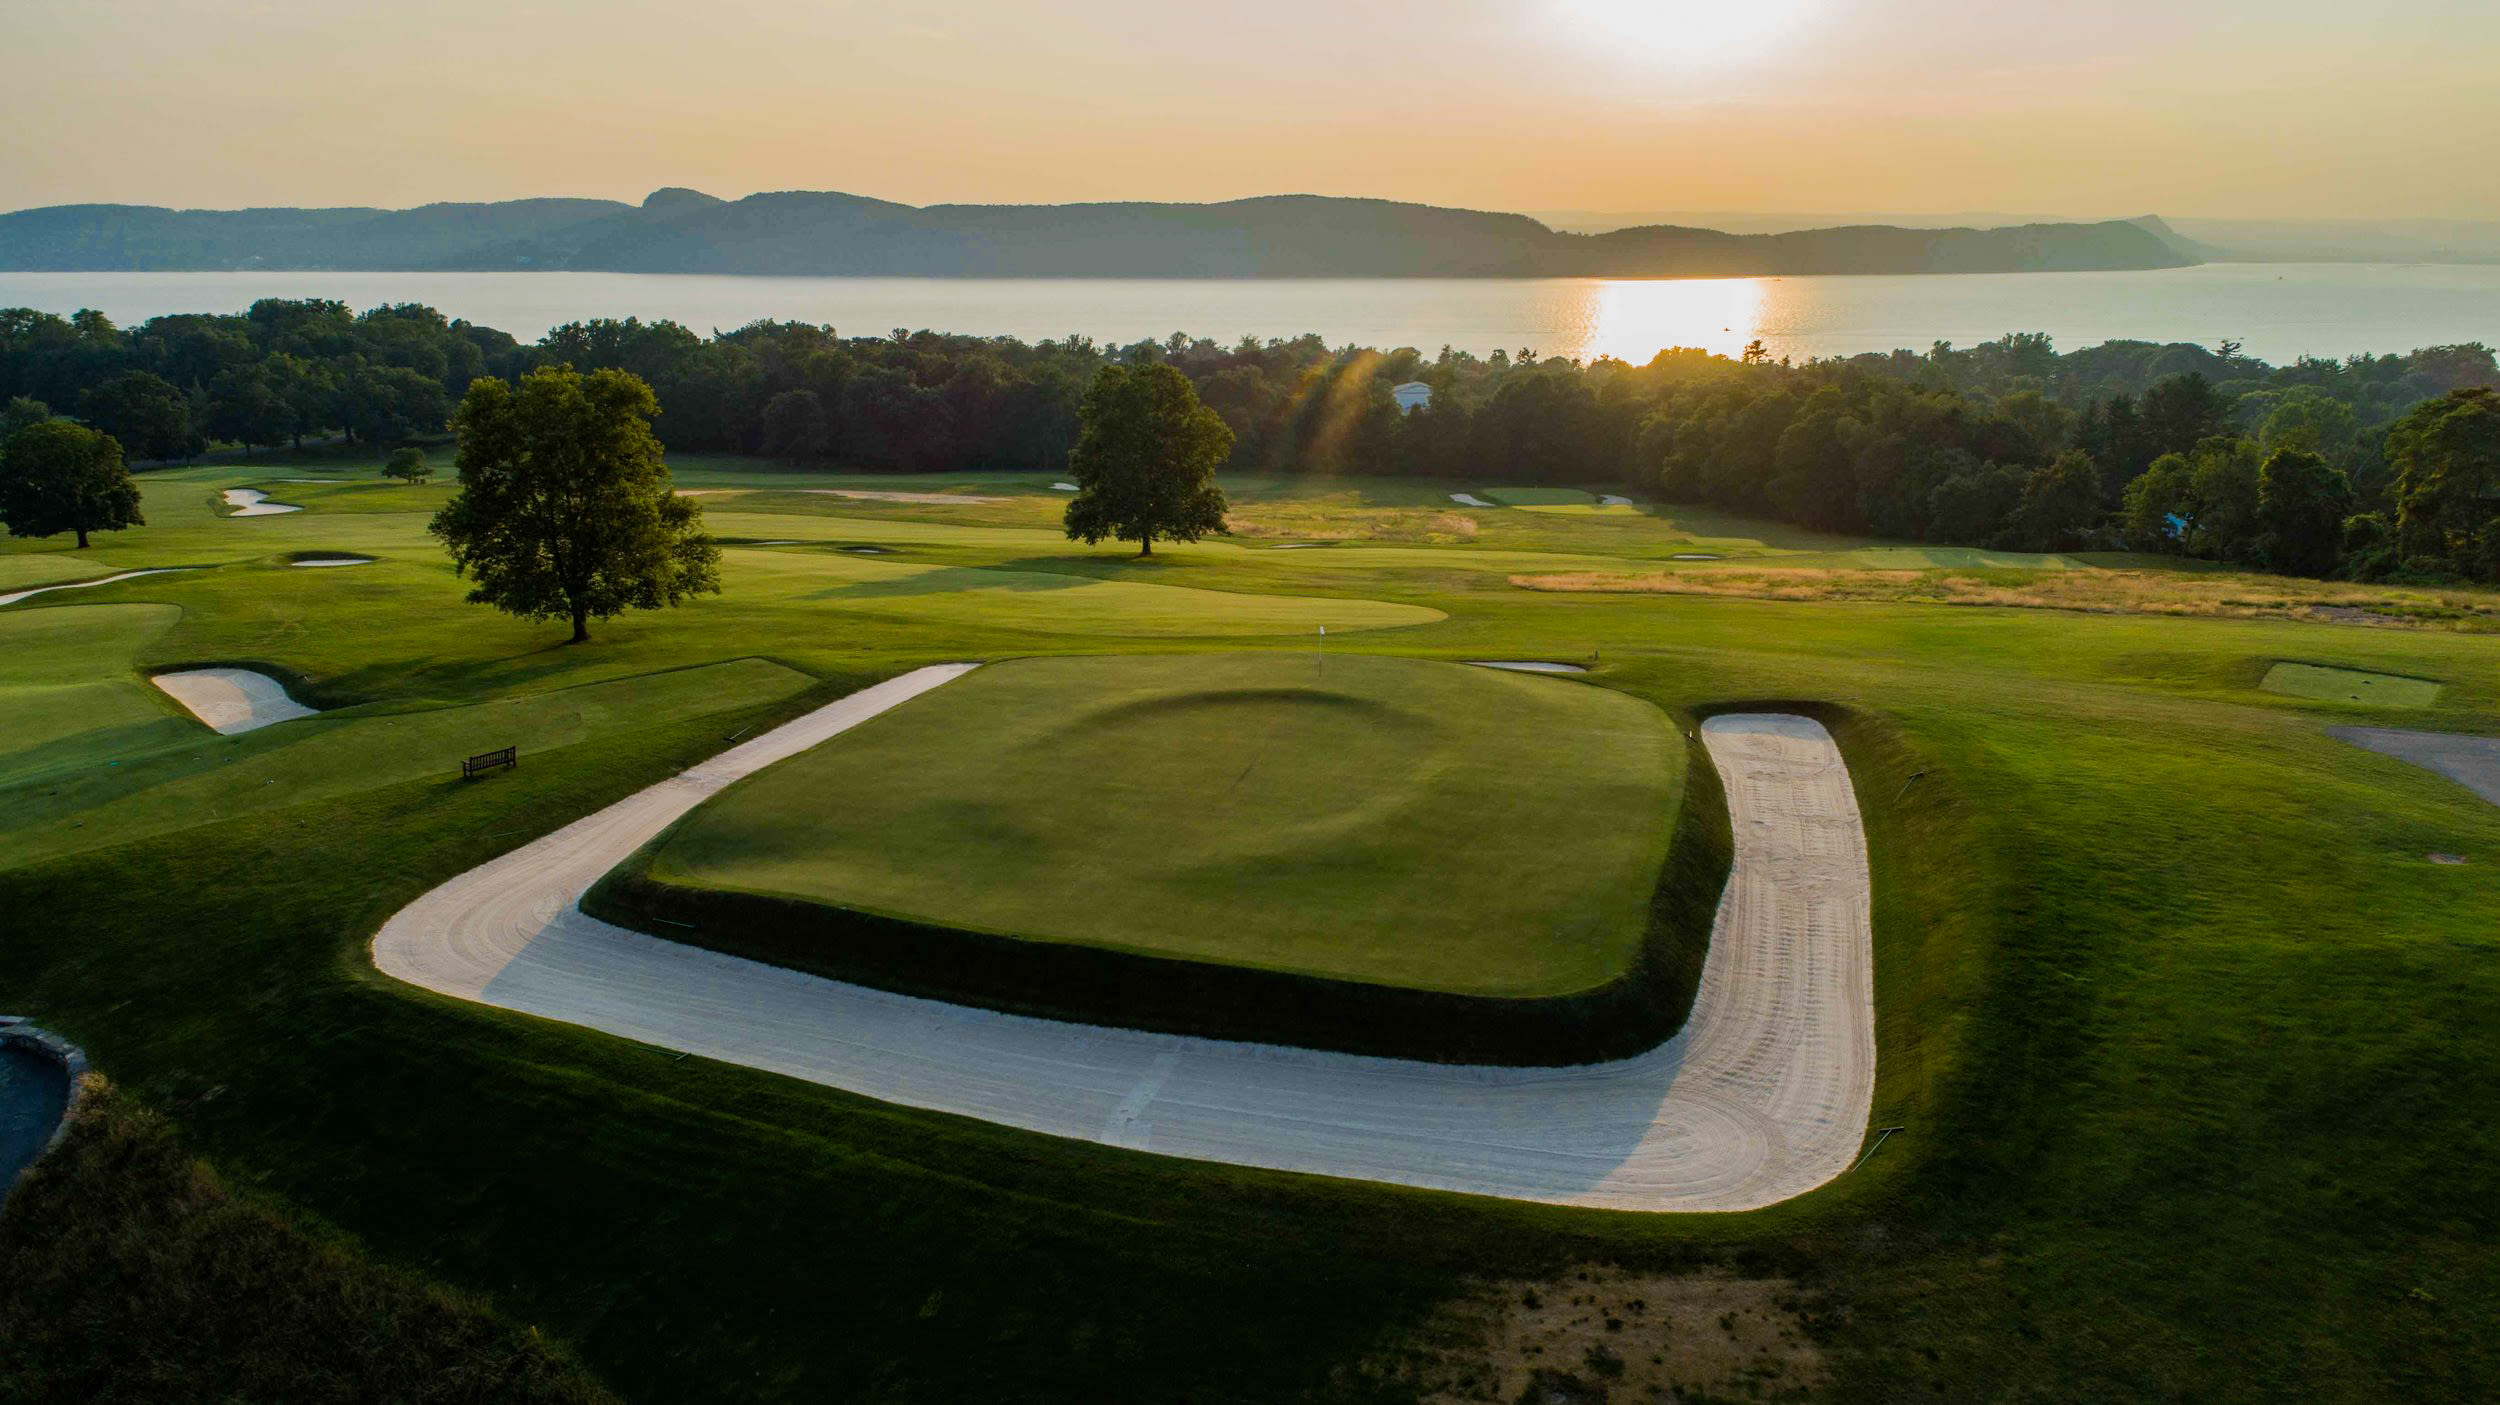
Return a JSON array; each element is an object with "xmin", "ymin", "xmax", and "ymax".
[
  {"xmin": 2263, "ymin": 660, "xmax": 2444, "ymax": 707},
  {"xmin": 777, "ymin": 550, "xmax": 1447, "ymax": 636},
  {"xmin": 636, "ymin": 652, "xmax": 1678, "ymax": 993}
]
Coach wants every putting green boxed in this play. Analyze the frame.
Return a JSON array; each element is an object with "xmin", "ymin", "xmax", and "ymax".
[
  {"xmin": 772, "ymin": 553, "xmax": 1446, "ymax": 637},
  {"xmin": 2261, "ymin": 661, "xmax": 2443, "ymax": 707},
  {"xmin": 633, "ymin": 652, "xmax": 1679, "ymax": 995}
]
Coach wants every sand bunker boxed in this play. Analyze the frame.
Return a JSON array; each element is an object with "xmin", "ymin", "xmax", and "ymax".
[
  {"xmin": 152, "ymin": 668, "xmax": 319, "ymax": 734},
  {"xmin": 1599, "ymin": 494, "xmax": 1635, "ymax": 506},
  {"xmin": 373, "ymin": 678, "xmax": 1875, "ymax": 1212},
  {"xmin": 0, "ymin": 568, "xmax": 190, "ymax": 607},
  {"xmin": 1449, "ymin": 493, "xmax": 1496, "ymax": 507},
  {"xmin": 1670, "ymin": 552, "xmax": 1724, "ymax": 561},
  {"xmin": 1052, "ymin": 482, "xmax": 1079, "ymax": 491},
  {"xmin": 1469, "ymin": 660, "xmax": 1590, "ymax": 674},
  {"xmin": 289, "ymin": 555, "xmax": 373, "ymax": 568},
  {"xmin": 2332, "ymin": 727, "xmax": 2500, "ymax": 808},
  {"xmin": 222, "ymin": 488, "xmax": 301, "ymax": 517},
  {"xmin": 810, "ymin": 489, "xmax": 1008, "ymax": 505}
]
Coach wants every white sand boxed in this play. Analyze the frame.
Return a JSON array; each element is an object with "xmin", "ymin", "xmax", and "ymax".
[
  {"xmin": 373, "ymin": 679, "xmax": 1876, "ymax": 1212},
  {"xmin": 222, "ymin": 488, "xmax": 301, "ymax": 517},
  {"xmin": 289, "ymin": 555, "xmax": 373, "ymax": 568},
  {"xmin": 1468, "ymin": 661, "xmax": 1590, "ymax": 674},
  {"xmin": 0, "ymin": 568, "xmax": 189, "ymax": 608},
  {"xmin": 1599, "ymin": 494, "xmax": 1635, "ymax": 506},
  {"xmin": 152, "ymin": 668, "xmax": 319, "ymax": 734},
  {"xmin": 1051, "ymin": 482, "xmax": 1079, "ymax": 491},
  {"xmin": 1671, "ymin": 553, "xmax": 1723, "ymax": 561},
  {"xmin": 809, "ymin": 489, "xmax": 1008, "ymax": 504},
  {"xmin": 1449, "ymin": 493, "xmax": 1496, "ymax": 507}
]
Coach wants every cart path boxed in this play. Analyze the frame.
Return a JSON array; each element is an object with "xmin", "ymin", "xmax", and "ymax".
[{"xmin": 372, "ymin": 667, "xmax": 1875, "ymax": 1211}]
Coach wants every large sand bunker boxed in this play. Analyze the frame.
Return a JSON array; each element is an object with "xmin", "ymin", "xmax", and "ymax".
[
  {"xmin": 1469, "ymin": 660, "xmax": 1590, "ymax": 674},
  {"xmin": 153, "ymin": 668, "xmax": 319, "ymax": 734},
  {"xmin": 372, "ymin": 674, "xmax": 1875, "ymax": 1212}
]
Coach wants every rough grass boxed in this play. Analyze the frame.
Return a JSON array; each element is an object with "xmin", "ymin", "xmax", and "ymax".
[
  {"xmin": 636, "ymin": 652, "xmax": 1679, "ymax": 996},
  {"xmin": 1513, "ymin": 564, "xmax": 2500, "ymax": 631},
  {"xmin": 0, "ymin": 1078, "xmax": 615, "ymax": 1404}
]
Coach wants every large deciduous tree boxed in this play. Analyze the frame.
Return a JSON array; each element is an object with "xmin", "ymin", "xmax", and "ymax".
[
  {"xmin": 80, "ymin": 370, "xmax": 202, "ymax": 463},
  {"xmin": 2253, "ymin": 448, "xmax": 2352, "ymax": 577},
  {"xmin": 430, "ymin": 366, "xmax": 720, "ymax": 643},
  {"xmin": 1063, "ymin": 363, "xmax": 1232, "ymax": 557},
  {"xmin": 0, "ymin": 420, "xmax": 143, "ymax": 548}
]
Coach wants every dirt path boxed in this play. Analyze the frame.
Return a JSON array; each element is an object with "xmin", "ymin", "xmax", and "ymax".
[
  {"xmin": 371, "ymin": 674, "xmax": 1875, "ymax": 1211},
  {"xmin": 2331, "ymin": 726, "xmax": 2500, "ymax": 807},
  {"xmin": 0, "ymin": 569, "xmax": 191, "ymax": 608}
]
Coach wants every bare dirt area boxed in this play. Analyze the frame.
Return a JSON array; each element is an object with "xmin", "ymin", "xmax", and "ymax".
[
  {"xmin": 1512, "ymin": 566, "xmax": 2500, "ymax": 631},
  {"xmin": 1385, "ymin": 1264, "xmax": 1828, "ymax": 1404}
]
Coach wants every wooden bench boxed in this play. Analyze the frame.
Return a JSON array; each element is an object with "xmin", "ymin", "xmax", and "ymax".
[{"xmin": 461, "ymin": 745, "xmax": 517, "ymax": 779}]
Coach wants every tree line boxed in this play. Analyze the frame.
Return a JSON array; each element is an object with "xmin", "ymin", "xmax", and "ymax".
[{"xmin": 2, "ymin": 299, "xmax": 2494, "ymax": 580}]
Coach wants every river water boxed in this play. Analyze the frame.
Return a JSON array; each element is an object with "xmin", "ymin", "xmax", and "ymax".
[{"xmin": 2, "ymin": 262, "xmax": 2495, "ymax": 365}]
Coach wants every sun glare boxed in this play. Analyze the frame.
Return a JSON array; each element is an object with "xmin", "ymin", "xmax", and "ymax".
[{"xmin": 1560, "ymin": 0, "xmax": 1812, "ymax": 65}]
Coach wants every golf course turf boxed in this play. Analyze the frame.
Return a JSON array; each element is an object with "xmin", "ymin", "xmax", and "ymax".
[
  {"xmin": 4, "ymin": 456, "xmax": 2499, "ymax": 1401},
  {"xmin": 588, "ymin": 651, "xmax": 1690, "ymax": 1055}
]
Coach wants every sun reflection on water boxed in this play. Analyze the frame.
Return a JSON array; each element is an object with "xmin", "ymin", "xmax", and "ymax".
[{"xmin": 1574, "ymin": 278, "xmax": 1774, "ymax": 364}]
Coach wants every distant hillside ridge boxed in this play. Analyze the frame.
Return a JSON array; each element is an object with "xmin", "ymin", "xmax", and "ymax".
[{"xmin": 0, "ymin": 189, "xmax": 2194, "ymax": 277}]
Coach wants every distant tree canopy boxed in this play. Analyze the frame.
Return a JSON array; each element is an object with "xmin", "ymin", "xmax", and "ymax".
[
  {"xmin": 0, "ymin": 420, "xmax": 142, "ymax": 548},
  {"xmin": 3, "ymin": 296, "xmax": 2496, "ymax": 580},
  {"xmin": 383, "ymin": 446, "xmax": 431, "ymax": 483},
  {"xmin": 1063, "ymin": 364, "xmax": 1233, "ymax": 556},
  {"xmin": 430, "ymin": 366, "xmax": 720, "ymax": 643},
  {"xmin": 2382, "ymin": 387, "xmax": 2500, "ymax": 581}
]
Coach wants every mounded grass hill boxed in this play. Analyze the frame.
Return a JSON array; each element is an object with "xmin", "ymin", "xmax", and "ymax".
[{"xmin": 619, "ymin": 652, "xmax": 1677, "ymax": 995}]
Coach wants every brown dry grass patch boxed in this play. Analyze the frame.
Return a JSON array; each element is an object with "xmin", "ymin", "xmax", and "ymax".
[
  {"xmin": 1377, "ymin": 1263, "xmax": 1829, "ymax": 1403},
  {"xmin": 1226, "ymin": 506, "xmax": 1479, "ymax": 543},
  {"xmin": 1512, "ymin": 566, "xmax": 2500, "ymax": 631}
]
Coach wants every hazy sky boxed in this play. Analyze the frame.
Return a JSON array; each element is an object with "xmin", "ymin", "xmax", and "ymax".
[{"xmin": 5, "ymin": 0, "xmax": 2495, "ymax": 219}]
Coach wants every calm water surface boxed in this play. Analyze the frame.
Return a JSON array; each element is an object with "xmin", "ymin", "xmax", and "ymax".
[
  {"xmin": 3, "ymin": 264, "xmax": 2495, "ymax": 365},
  {"xmin": 0, "ymin": 1044, "xmax": 69, "ymax": 1195}
]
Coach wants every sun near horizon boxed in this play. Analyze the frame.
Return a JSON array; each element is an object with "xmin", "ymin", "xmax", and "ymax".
[{"xmin": 3, "ymin": 0, "xmax": 2496, "ymax": 220}]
